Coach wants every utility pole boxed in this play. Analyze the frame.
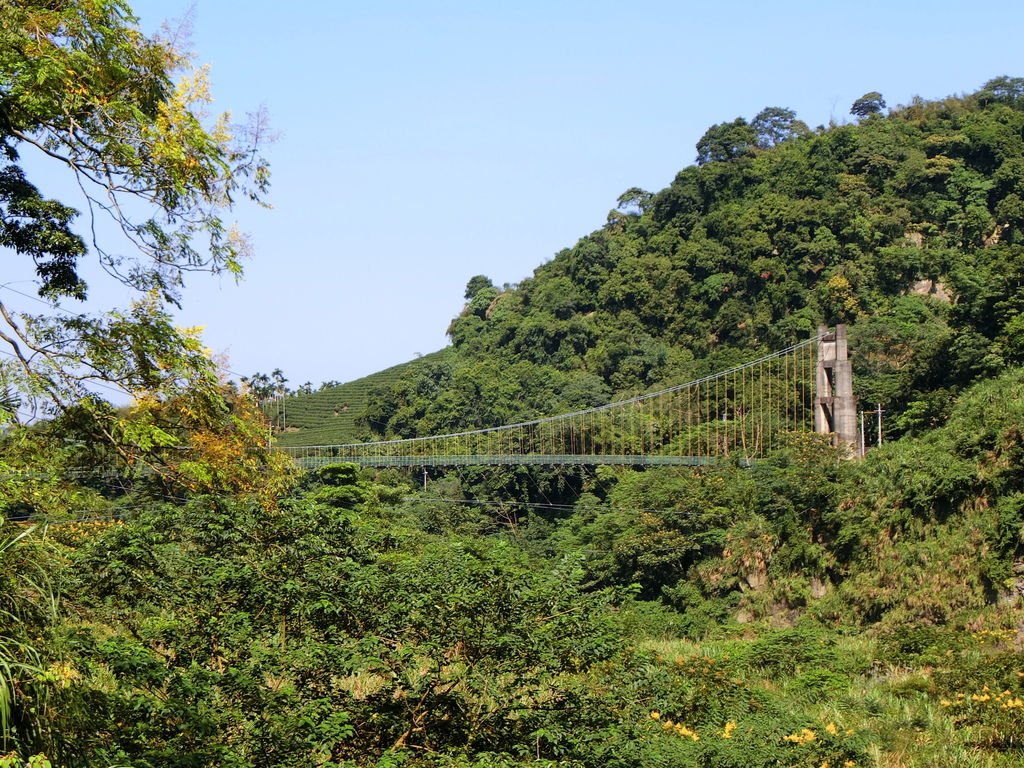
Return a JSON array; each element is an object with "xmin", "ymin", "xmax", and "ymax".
[
  {"xmin": 859, "ymin": 410, "xmax": 866, "ymax": 457},
  {"xmin": 861, "ymin": 403, "xmax": 885, "ymax": 450}
]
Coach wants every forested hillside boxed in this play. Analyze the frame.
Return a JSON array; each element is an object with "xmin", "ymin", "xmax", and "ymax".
[
  {"xmin": 360, "ymin": 78, "xmax": 1024, "ymax": 443},
  {"xmin": 4, "ymin": 64, "xmax": 1024, "ymax": 768}
]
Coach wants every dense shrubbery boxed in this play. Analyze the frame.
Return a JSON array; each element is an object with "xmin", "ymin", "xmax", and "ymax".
[
  {"xmin": 3, "ymin": 364, "xmax": 1023, "ymax": 765},
  {"xmin": 2, "ymin": 468, "xmax": 625, "ymax": 766}
]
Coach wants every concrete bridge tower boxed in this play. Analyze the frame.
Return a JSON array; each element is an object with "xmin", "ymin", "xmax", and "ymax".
[{"xmin": 814, "ymin": 324, "xmax": 859, "ymax": 454}]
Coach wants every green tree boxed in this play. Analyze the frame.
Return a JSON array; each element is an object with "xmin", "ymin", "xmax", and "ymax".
[
  {"xmin": 850, "ymin": 91, "xmax": 886, "ymax": 118},
  {"xmin": 751, "ymin": 106, "xmax": 808, "ymax": 148},
  {"xmin": 615, "ymin": 187, "xmax": 653, "ymax": 215},
  {"xmin": 0, "ymin": 0, "xmax": 269, "ymax": 431},
  {"xmin": 242, "ymin": 369, "xmax": 289, "ymax": 400},
  {"xmin": 464, "ymin": 275, "xmax": 495, "ymax": 300},
  {"xmin": 695, "ymin": 118, "xmax": 757, "ymax": 164},
  {"xmin": 977, "ymin": 75, "xmax": 1024, "ymax": 107},
  {"xmin": 28, "ymin": 467, "xmax": 620, "ymax": 766}
]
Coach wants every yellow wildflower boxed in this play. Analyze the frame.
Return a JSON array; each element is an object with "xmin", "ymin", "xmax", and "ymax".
[
  {"xmin": 784, "ymin": 727, "xmax": 817, "ymax": 745},
  {"xmin": 672, "ymin": 722, "xmax": 700, "ymax": 741},
  {"xmin": 825, "ymin": 721, "xmax": 838, "ymax": 735},
  {"xmin": 722, "ymin": 720, "xmax": 737, "ymax": 739},
  {"xmin": 44, "ymin": 662, "xmax": 81, "ymax": 688}
]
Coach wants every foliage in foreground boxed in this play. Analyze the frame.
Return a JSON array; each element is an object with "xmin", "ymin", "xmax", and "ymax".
[
  {"xmin": 0, "ymin": 0, "xmax": 270, "ymax": 481},
  {"xmin": 0, "ymin": 364, "xmax": 1022, "ymax": 767},
  {"xmin": 3, "ymin": 465, "xmax": 622, "ymax": 766}
]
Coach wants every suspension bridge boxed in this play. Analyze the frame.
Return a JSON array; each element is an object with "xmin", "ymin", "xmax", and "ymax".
[{"xmin": 281, "ymin": 326, "xmax": 858, "ymax": 469}]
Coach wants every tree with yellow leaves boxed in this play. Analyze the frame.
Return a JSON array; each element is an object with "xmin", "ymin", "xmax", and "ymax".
[{"xmin": 0, "ymin": 0, "xmax": 270, "ymax": 426}]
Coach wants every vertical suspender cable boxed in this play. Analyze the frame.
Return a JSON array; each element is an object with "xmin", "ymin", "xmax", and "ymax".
[
  {"xmin": 714, "ymin": 372, "xmax": 720, "ymax": 459},
  {"xmin": 732, "ymin": 368, "xmax": 737, "ymax": 455},
  {"xmin": 685, "ymin": 384, "xmax": 691, "ymax": 459}
]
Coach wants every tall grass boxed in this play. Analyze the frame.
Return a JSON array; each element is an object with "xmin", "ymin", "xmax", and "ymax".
[{"xmin": 0, "ymin": 526, "xmax": 44, "ymax": 749}]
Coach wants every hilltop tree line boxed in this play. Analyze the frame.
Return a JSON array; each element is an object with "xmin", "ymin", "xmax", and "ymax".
[{"xmin": 242, "ymin": 370, "xmax": 347, "ymax": 399}]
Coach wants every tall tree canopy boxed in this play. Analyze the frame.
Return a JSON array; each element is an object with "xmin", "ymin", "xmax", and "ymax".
[
  {"xmin": 0, "ymin": 0, "xmax": 270, "ymax": 435},
  {"xmin": 695, "ymin": 117, "xmax": 757, "ymax": 164},
  {"xmin": 850, "ymin": 91, "xmax": 886, "ymax": 117},
  {"xmin": 751, "ymin": 106, "xmax": 808, "ymax": 148}
]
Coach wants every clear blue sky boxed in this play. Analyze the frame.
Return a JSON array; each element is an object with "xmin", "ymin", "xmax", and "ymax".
[{"xmin": 12, "ymin": 1, "xmax": 1024, "ymax": 389}]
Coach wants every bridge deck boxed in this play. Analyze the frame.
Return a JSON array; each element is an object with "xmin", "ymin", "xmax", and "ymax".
[{"xmin": 290, "ymin": 454, "xmax": 752, "ymax": 469}]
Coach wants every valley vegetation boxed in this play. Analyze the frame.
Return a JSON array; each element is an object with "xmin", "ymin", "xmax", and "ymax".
[{"xmin": 2, "ymin": 2, "xmax": 1024, "ymax": 765}]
